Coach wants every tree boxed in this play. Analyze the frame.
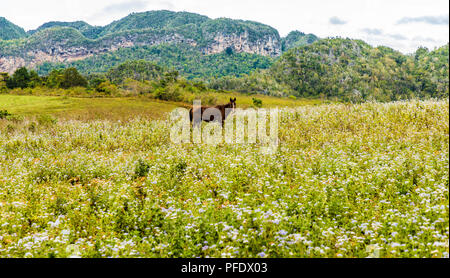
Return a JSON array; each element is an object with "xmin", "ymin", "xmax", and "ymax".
[
  {"xmin": 0, "ymin": 73, "xmax": 8, "ymax": 92},
  {"xmin": 415, "ymin": 47, "xmax": 429, "ymax": 61},
  {"xmin": 60, "ymin": 68, "xmax": 88, "ymax": 88},
  {"xmin": 106, "ymin": 60, "xmax": 164, "ymax": 84},
  {"xmin": 28, "ymin": 70, "xmax": 42, "ymax": 88},
  {"xmin": 160, "ymin": 71, "xmax": 179, "ymax": 87},
  {"xmin": 87, "ymin": 74, "xmax": 107, "ymax": 89},
  {"xmin": 7, "ymin": 67, "xmax": 31, "ymax": 89},
  {"xmin": 46, "ymin": 69, "xmax": 65, "ymax": 88}
]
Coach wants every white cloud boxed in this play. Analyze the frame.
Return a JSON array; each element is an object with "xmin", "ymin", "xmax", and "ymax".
[
  {"xmin": 0, "ymin": 0, "xmax": 448, "ymax": 53},
  {"xmin": 361, "ymin": 28, "xmax": 383, "ymax": 36},
  {"xmin": 329, "ymin": 16, "xmax": 347, "ymax": 25},
  {"xmin": 397, "ymin": 14, "xmax": 449, "ymax": 25}
]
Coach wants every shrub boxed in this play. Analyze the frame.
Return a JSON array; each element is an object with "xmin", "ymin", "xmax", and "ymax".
[
  {"xmin": 0, "ymin": 110, "xmax": 11, "ymax": 119},
  {"xmin": 96, "ymin": 81, "xmax": 119, "ymax": 95},
  {"xmin": 134, "ymin": 159, "xmax": 151, "ymax": 178},
  {"xmin": 252, "ymin": 97, "xmax": 263, "ymax": 108},
  {"xmin": 154, "ymin": 86, "xmax": 182, "ymax": 102}
]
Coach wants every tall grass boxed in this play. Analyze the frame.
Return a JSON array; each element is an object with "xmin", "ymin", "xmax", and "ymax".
[{"xmin": 0, "ymin": 100, "xmax": 448, "ymax": 258}]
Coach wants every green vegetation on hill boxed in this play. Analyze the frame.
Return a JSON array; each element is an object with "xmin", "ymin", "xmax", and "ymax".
[
  {"xmin": 414, "ymin": 45, "xmax": 449, "ymax": 97},
  {"xmin": 281, "ymin": 31, "xmax": 320, "ymax": 51},
  {"xmin": 104, "ymin": 60, "xmax": 165, "ymax": 84},
  {"xmin": 1, "ymin": 10, "xmax": 284, "ymax": 78},
  {"xmin": 0, "ymin": 17, "xmax": 27, "ymax": 40},
  {"xmin": 211, "ymin": 38, "xmax": 449, "ymax": 101},
  {"xmin": 0, "ymin": 10, "xmax": 323, "ymax": 89},
  {"xmin": 100, "ymin": 10, "xmax": 209, "ymax": 36},
  {"xmin": 272, "ymin": 39, "xmax": 448, "ymax": 100},
  {"xmin": 2, "ymin": 39, "xmax": 449, "ymax": 103},
  {"xmin": 35, "ymin": 44, "xmax": 274, "ymax": 79},
  {"xmin": 29, "ymin": 21, "xmax": 103, "ymax": 39},
  {"xmin": 97, "ymin": 11, "xmax": 280, "ymax": 46},
  {"xmin": 1, "ymin": 10, "xmax": 282, "ymax": 57},
  {"xmin": 28, "ymin": 27, "xmax": 89, "ymax": 48},
  {"xmin": 0, "ymin": 27, "xmax": 92, "ymax": 57}
]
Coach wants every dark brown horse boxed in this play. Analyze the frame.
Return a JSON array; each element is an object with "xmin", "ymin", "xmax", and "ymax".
[{"xmin": 190, "ymin": 98, "xmax": 236, "ymax": 126}]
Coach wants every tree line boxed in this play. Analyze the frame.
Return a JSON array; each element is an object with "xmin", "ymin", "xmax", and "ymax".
[
  {"xmin": 0, "ymin": 60, "xmax": 212, "ymax": 103},
  {"xmin": 1, "ymin": 67, "xmax": 88, "ymax": 90}
]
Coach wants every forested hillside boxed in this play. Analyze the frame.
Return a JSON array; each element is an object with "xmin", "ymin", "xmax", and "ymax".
[
  {"xmin": 0, "ymin": 10, "xmax": 323, "ymax": 76},
  {"xmin": 281, "ymin": 31, "xmax": 320, "ymax": 51},
  {"xmin": 0, "ymin": 17, "xmax": 27, "ymax": 40},
  {"xmin": 29, "ymin": 21, "xmax": 104, "ymax": 39},
  {"xmin": 34, "ymin": 44, "xmax": 274, "ymax": 79},
  {"xmin": 0, "ymin": 10, "xmax": 290, "ymax": 74},
  {"xmin": 210, "ymin": 39, "xmax": 449, "ymax": 101}
]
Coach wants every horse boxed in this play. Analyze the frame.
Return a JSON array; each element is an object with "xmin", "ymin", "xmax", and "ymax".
[{"xmin": 189, "ymin": 98, "xmax": 236, "ymax": 126}]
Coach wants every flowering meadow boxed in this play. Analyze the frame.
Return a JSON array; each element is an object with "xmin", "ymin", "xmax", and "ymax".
[{"xmin": 0, "ymin": 100, "xmax": 448, "ymax": 258}]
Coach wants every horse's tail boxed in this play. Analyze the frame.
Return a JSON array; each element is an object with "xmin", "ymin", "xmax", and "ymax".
[{"xmin": 189, "ymin": 108, "xmax": 193, "ymax": 123}]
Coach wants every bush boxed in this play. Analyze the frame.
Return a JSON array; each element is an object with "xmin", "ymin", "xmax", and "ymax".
[
  {"xmin": 154, "ymin": 86, "xmax": 182, "ymax": 102},
  {"xmin": 96, "ymin": 81, "xmax": 119, "ymax": 95},
  {"xmin": 134, "ymin": 159, "xmax": 151, "ymax": 178},
  {"xmin": 0, "ymin": 110, "xmax": 12, "ymax": 119},
  {"xmin": 252, "ymin": 97, "xmax": 263, "ymax": 108}
]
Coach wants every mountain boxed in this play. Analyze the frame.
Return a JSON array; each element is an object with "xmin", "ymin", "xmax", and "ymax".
[
  {"xmin": 281, "ymin": 31, "xmax": 319, "ymax": 51},
  {"xmin": 99, "ymin": 10, "xmax": 209, "ymax": 36},
  {"xmin": 29, "ymin": 21, "xmax": 103, "ymax": 39},
  {"xmin": 0, "ymin": 10, "xmax": 294, "ymax": 74},
  {"xmin": 0, "ymin": 17, "xmax": 27, "ymax": 40},
  {"xmin": 210, "ymin": 38, "xmax": 449, "ymax": 101}
]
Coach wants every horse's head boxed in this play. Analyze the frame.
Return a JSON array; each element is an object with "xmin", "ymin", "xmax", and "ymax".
[{"xmin": 229, "ymin": 98, "xmax": 237, "ymax": 113}]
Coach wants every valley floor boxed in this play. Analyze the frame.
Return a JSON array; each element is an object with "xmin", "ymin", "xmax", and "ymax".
[
  {"xmin": 0, "ymin": 97, "xmax": 448, "ymax": 258},
  {"xmin": 0, "ymin": 94, "xmax": 322, "ymax": 121}
]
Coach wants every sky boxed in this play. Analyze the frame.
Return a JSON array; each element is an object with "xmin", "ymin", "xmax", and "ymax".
[{"xmin": 1, "ymin": 0, "xmax": 448, "ymax": 53}]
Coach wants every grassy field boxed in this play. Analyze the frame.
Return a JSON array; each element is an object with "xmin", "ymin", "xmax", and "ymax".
[
  {"xmin": 0, "ymin": 96, "xmax": 448, "ymax": 258},
  {"xmin": 0, "ymin": 94, "xmax": 322, "ymax": 121}
]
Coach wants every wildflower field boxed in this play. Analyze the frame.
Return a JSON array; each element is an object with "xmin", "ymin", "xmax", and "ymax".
[{"xmin": 0, "ymin": 99, "xmax": 448, "ymax": 258}]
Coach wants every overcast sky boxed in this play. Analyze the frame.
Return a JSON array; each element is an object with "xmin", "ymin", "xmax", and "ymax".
[{"xmin": 1, "ymin": 0, "xmax": 448, "ymax": 53}]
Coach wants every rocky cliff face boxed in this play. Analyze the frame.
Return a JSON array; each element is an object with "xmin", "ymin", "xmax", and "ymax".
[
  {"xmin": 0, "ymin": 32, "xmax": 280, "ymax": 73},
  {"xmin": 0, "ymin": 11, "xmax": 284, "ymax": 73},
  {"xmin": 202, "ymin": 31, "xmax": 281, "ymax": 56},
  {"xmin": 0, "ymin": 31, "xmax": 200, "ymax": 73},
  {"xmin": 1, "ymin": 47, "xmax": 94, "ymax": 74}
]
